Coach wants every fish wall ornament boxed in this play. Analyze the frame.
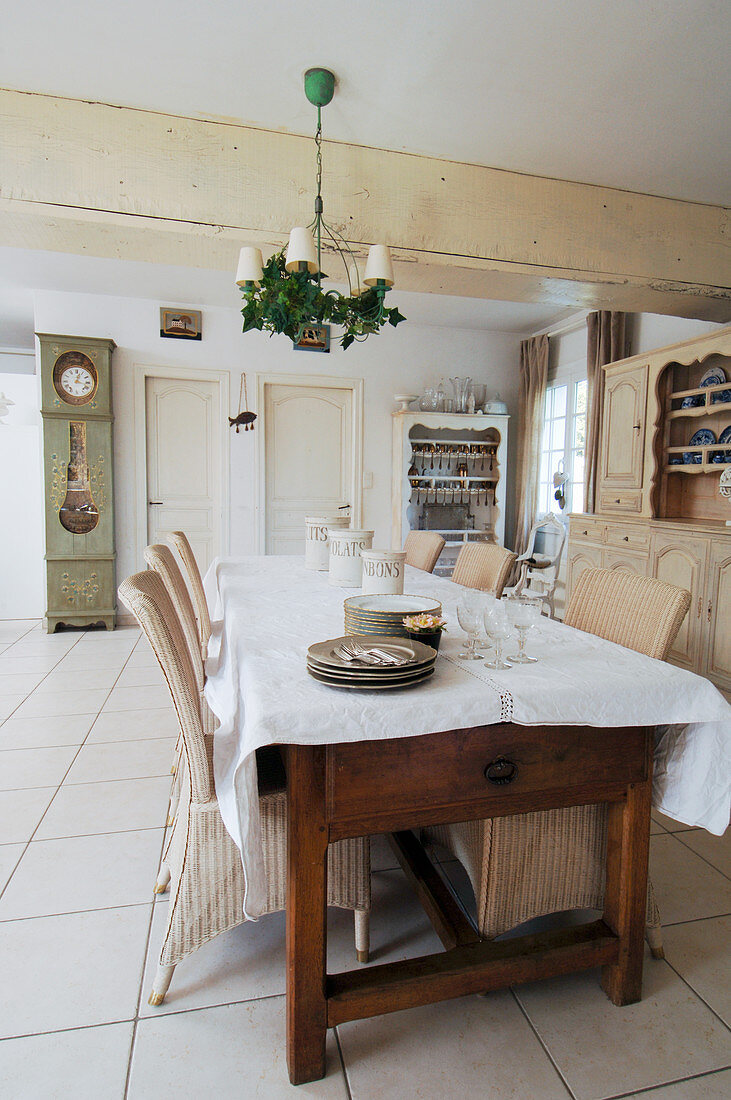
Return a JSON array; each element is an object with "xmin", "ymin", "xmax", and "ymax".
[{"xmin": 229, "ymin": 373, "xmax": 257, "ymax": 432}]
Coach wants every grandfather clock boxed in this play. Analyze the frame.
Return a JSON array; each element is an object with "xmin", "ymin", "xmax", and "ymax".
[{"xmin": 38, "ymin": 334, "xmax": 117, "ymax": 632}]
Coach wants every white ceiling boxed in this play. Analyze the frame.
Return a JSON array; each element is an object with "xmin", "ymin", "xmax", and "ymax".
[
  {"xmin": 0, "ymin": 248, "xmax": 574, "ymax": 349},
  {"xmin": 2, "ymin": 2, "xmax": 728, "ymax": 345},
  {"xmin": 3, "ymin": 0, "xmax": 730, "ymax": 206}
]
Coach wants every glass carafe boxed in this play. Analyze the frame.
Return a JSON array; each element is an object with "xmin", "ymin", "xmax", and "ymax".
[{"xmin": 449, "ymin": 376, "xmax": 473, "ymax": 413}]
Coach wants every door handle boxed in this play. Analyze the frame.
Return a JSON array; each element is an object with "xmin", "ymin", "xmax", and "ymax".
[{"xmin": 148, "ymin": 501, "xmax": 164, "ymax": 505}]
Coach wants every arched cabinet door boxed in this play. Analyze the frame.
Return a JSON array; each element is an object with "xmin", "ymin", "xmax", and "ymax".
[
  {"xmin": 566, "ymin": 545, "xmax": 603, "ymax": 604},
  {"xmin": 703, "ymin": 540, "xmax": 731, "ymax": 692},
  {"xmin": 599, "ymin": 363, "xmax": 648, "ymax": 491},
  {"xmin": 651, "ymin": 534, "xmax": 708, "ymax": 670},
  {"xmin": 603, "ymin": 548, "xmax": 649, "ymax": 576}
]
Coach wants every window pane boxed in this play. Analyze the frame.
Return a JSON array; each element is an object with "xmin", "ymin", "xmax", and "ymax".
[
  {"xmin": 573, "ymin": 414, "xmax": 586, "ymax": 450},
  {"xmin": 551, "ymin": 417, "xmax": 566, "ymax": 451},
  {"xmin": 575, "ymin": 379, "xmax": 587, "ymax": 415},
  {"xmin": 552, "ymin": 385, "xmax": 567, "ymax": 418}
]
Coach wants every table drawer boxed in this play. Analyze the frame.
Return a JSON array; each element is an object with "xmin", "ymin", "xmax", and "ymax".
[
  {"xmin": 570, "ymin": 518, "xmax": 606, "ymax": 543},
  {"xmin": 326, "ymin": 724, "xmax": 649, "ymax": 829},
  {"xmin": 599, "ymin": 489, "xmax": 643, "ymax": 514},
  {"xmin": 605, "ymin": 524, "xmax": 650, "ymax": 551}
]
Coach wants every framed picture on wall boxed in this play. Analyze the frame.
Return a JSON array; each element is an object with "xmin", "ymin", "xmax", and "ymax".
[
  {"xmin": 292, "ymin": 324, "xmax": 330, "ymax": 353},
  {"xmin": 160, "ymin": 308, "xmax": 202, "ymax": 341}
]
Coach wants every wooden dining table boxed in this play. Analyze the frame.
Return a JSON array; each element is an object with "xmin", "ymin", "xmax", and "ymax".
[{"xmin": 202, "ymin": 557, "xmax": 730, "ymax": 1086}]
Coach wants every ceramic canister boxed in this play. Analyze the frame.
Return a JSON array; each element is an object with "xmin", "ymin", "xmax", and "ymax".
[
  {"xmin": 360, "ymin": 549, "xmax": 407, "ymax": 595},
  {"xmin": 328, "ymin": 529, "xmax": 374, "ymax": 587},
  {"xmin": 305, "ymin": 514, "xmax": 350, "ymax": 570}
]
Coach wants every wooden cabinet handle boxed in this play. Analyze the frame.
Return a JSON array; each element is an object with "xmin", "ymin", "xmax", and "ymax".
[{"xmin": 707, "ymin": 601, "xmax": 712, "ymax": 623}]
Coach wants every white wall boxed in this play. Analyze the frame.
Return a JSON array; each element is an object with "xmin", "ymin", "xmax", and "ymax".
[
  {"xmin": 0, "ymin": 356, "xmax": 45, "ymax": 618},
  {"xmin": 32, "ymin": 290, "xmax": 522, "ymax": 597},
  {"xmin": 633, "ymin": 314, "xmax": 722, "ymax": 354}
]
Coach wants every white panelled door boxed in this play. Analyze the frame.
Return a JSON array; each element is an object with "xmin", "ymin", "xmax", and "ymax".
[
  {"xmin": 264, "ymin": 382, "xmax": 354, "ymax": 554},
  {"xmin": 145, "ymin": 376, "xmax": 222, "ymax": 574}
]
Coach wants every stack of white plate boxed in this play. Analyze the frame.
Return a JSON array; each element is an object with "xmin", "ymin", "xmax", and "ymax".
[
  {"xmin": 307, "ymin": 635, "xmax": 436, "ymax": 690},
  {"xmin": 343, "ymin": 594, "xmax": 442, "ymax": 638}
]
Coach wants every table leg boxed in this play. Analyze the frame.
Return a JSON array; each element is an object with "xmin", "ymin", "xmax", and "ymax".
[
  {"xmin": 601, "ymin": 773, "xmax": 652, "ymax": 1006},
  {"xmin": 286, "ymin": 745, "xmax": 329, "ymax": 1085}
]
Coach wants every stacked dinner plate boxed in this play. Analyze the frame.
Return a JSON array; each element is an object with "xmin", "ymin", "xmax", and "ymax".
[
  {"xmin": 307, "ymin": 635, "xmax": 437, "ymax": 690},
  {"xmin": 343, "ymin": 594, "xmax": 442, "ymax": 639}
]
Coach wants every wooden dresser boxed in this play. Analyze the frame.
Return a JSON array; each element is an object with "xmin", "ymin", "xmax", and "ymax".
[{"xmin": 567, "ymin": 326, "xmax": 731, "ymax": 693}]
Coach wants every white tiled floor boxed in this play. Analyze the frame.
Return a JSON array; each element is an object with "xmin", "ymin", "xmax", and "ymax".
[{"xmin": 0, "ymin": 618, "xmax": 729, "ymax": 1099}]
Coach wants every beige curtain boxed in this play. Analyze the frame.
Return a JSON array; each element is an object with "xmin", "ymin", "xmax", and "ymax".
[
  {"xmin": 512, "ymin": 334, "xmax": 549, "ymax": 558},
  {"xmin": 583, "ymin": 311, "xmax": 629, "ymax": 513}
]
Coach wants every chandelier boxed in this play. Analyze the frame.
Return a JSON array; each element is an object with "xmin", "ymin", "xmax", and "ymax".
[{"xmin": 235, "ymin": 68, "xmax": 405, "ymax": 350}]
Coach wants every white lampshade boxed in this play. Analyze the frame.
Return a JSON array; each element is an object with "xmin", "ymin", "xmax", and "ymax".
[
  {"xmin": 363, "ymin": 244, "xmax": 395, "ymax": 288},
  {"xmin": 285, "ymin": 227, "xmax": 319, "ymax": 274},
  {"xmin": 236, "ymin": 246, "xmax": 264, "ymax": 287}
]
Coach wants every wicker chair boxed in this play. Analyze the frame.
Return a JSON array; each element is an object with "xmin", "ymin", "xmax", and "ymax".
[
  {"xmin": 119, "ymin": 570, "xmax": 371, "ymax": 1006},
  {"xmin": 167, "ymin": 531, "xmax": 212, "ymax": 659},
  {"xmin": 403, "ymin": 531, "xmax": 445, "ymax": 573},
  {"xmin": 144, "ymin": 543, "xmax": 216, "ymax": 830},
  {"xmin": 424, "ymin": 567, "xmax": 691, "ymax": 956},
  {"xmin": 451, "ymin": 542, "xmax": 516, "ymax": 595}
]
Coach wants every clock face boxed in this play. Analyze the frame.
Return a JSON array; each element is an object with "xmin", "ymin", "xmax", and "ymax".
[{"xmin": 52, "ymin": 352, "xmax": 98, "ymax": 406}]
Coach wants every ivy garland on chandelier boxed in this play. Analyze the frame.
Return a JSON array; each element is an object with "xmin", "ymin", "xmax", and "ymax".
[
  {"xmin": 240, "ymin": 250, "xmax": 405, "ymax": 351},
  {"xmin": 236, "ymin": 67, "xmax": 405, "ymax": 351}
]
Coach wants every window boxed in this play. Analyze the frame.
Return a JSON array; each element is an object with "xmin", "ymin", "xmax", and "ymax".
[{"xmin": 538, "ymin": 373, "xmax": 587, "ymax": 517}]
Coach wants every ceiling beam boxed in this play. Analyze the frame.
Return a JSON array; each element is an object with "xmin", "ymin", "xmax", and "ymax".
[{"xmin": 1, "ymin": 89, "xmax": 729, "ymax": 320}]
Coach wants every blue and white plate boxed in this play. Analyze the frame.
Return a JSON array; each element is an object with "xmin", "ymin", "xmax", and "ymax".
[
  {"xmin": 682, "ymin": 452, "xmax": 703, "ymax": 465},
  {"xmin": 717, "ymin": 425, "xmax": 731, "ymax": 463},
  {"xmin": 712, "ymin": 389, "xmax": 731, "ymax": 405},
  {"xmin": 681, "ymin": 394, "xmax": 704, "ymax": 409},
  {"xmin": 689, "ymin": 428, "xmax": 717, "ymax": 447},
  {"xmin": 699, "ymin": 366, "xmax": 727, "ymax": 388}
]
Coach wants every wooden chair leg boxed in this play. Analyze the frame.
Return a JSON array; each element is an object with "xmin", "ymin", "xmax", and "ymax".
[{"xmin": 355, "ymin": 909, "xmax": 370, "ymax": 964}]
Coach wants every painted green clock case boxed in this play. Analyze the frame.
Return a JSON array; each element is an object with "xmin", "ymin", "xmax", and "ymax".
[{"xmin": 38, "ymin": 333, "xmax": 117, "ymax": 632}]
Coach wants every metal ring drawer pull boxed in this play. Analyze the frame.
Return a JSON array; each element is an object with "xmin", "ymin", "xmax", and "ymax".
[{"xmin": 484, "ymin": 756, "xmax": 518, "ymax": 785}]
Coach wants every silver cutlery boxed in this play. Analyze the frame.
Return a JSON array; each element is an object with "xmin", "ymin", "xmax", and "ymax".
[{"xmin": 337, "ymin": 642, "xmax": 409, "ymax": 666}]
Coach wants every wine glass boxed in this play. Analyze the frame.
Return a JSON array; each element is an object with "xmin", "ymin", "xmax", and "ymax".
[
  {"xmin": 483, "ymin": 599, "xmax": 512, "ymax": 670},
  {"xmin": 506, "ymin": 596, "xmax": 542, "ymax": 663},
  {"xmin": 456, "ymin": 591, "xmax": 485, "ymax": 660}
]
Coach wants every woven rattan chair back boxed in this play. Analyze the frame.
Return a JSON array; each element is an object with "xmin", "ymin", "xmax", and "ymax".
[
  {"xmin": 423, "ymin": 569, "xmax": 688, "ymax": 953},
  {"xmin": 167, "ymin": 531, "xmax": 212, "ymax": 652},
  {"xmin": 144, "ymin": 544, "xmax": 204, "ymax": 684},
  {"xmin": 451, "ymin": 542, "xmax": 516, "ymax": 595},
  {"xmin": 118, "ymin": 571, "xmax": 212, "ymax": 805},
  {"xmin": 565, "ymin": 567, "xmax": 691, "ymax": 660},
  {"xmin": 403, "ymin": 531, "xmax": 445, "ymax": 573}
]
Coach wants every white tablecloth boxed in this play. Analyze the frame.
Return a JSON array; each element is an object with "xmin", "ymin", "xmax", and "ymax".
[{"xmin": 203, "ymin": 557, "xmax": 731, "ymax": 919}]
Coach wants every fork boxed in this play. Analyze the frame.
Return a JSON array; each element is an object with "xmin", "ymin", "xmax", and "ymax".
[
  {"xmin": 344, "ymin": 641, "xmax": 407, "ymax": 666},
  {"xmin": 337, "ymin": 645, "xmax": 387, "ymax": 666}
]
